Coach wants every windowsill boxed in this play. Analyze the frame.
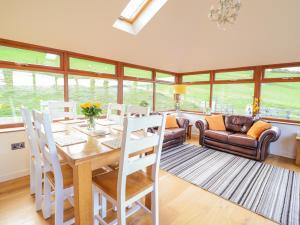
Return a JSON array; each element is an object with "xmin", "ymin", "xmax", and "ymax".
[{"xmin": 0, "ymin": 127, "xmax": 25, "ymax": 134}]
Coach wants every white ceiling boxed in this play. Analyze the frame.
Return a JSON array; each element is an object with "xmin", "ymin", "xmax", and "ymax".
[{"xmin": 0, "ymin": 0, "xmax": 300, "ymax": 72}]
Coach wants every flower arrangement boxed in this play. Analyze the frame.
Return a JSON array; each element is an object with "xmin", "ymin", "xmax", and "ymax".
[
  {"xmin": 80, "ymin": 102, "xmax": 102, "ymax": 130},
  {"xmin": 252, "ymin": 97, "xmax": 260, "ymax": 116}
]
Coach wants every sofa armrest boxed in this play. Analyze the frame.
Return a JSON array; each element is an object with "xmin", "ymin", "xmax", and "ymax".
[
  {"xmin": 177, "ymin": 118, "xmax": 190, "ymax": 130},
  {"xmin": 257, "ymin": 126, "xmax": 281, "ymax": 160},
  {"xmin": 195, "ymin": 119, "xmax": 208, "ymax": 145}
]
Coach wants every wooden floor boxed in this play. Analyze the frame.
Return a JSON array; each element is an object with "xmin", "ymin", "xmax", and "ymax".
[{"xmin": 1, "ymin": 136, "xmax": 299, "ymax": 225}]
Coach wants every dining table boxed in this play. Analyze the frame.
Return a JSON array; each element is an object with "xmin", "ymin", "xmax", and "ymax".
[{"xmin": 52, "ymin": 119, "xmax": 153, "ymax": 225}]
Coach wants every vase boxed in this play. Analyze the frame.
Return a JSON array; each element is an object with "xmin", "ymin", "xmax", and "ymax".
[{"xmin": 87, "ymin": 116, "xmax": 96, "ymax": 131}]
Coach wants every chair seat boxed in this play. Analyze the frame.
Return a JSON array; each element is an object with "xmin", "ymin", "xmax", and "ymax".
[
  {"xmin": 204, "ymin": 130, "xmax": 233, "ymax": 142},
  {"xmin": 93, "ymin": 170, "xmax": 153, "ymax": 201},
  {"xmin": 46, "ymin": 164, "xmax": 110, "ymax": 189}
]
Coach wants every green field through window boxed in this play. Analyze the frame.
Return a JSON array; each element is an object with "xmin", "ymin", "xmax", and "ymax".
[
  {"xmin": 215, "ymin": 70, "xmax": 253, "ymax": 81},
  {"xmin": 261, "ymin": 82, "xmax": 300, "ymax": 120},
  {"xmin": 182, "ymin": 74, "xmax": 210, "ymax": 82},
  {"xmin": 69, "ymin": 57, "xmax": 115, "ymax": 74},
  {"xmin": 124, "ymin": 67, "xmax": 152, "ymax": 79},
  {"xmin": 264, "ymin": 67, "xmax": 300, "ymax": 78},
  {"xmin": 68, "ymin": 75, "xmax": 118, "ymax": 114},
  {"xmin": 181, "ymin": 85, "xmax": 210, "ymax": 111},
  {"xmin": 156, "ymin": 83, "xmax": 174, "ymax": 111},
  {"xmin": 213, "ymin": 83, "xmax": 254, "ymax": 115},
  {"xmin": 0, "ymin": 69, "xmax": 64, "ymax": 124},
  {"xmin": 123, "ymin": 81, "xmax": 153, "ymax": 108},
  {"xmin": 0, "ymin": 45, "xmax": 60, "ymax": 67},
  {"xmin": 156, "ymin": 72, "xmax": 175, "ymax": 82}
]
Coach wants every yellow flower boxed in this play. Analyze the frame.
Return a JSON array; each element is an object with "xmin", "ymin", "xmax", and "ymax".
[
  {"xmin": 80, "ymin": 102, "xmax": 92, "ymax": 109},
  {"xmin": 94, "ymin": 102, "xmax": 101, "ymax": 108}
]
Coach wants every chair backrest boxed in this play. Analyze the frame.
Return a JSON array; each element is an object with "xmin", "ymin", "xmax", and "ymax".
[
  {"xmin": 21, "ymin": 107, "xmax": 42, "ymax": 165},
  {"xmin": 126, "ymin": 105, "xmax": 150, "ymax": 117},
  {"xmin": 117, "ymin": 113, "xmax": 166, "ymax": 203},
  {"xmin": 106, "ymin": 103, "xmax": 125, "ymax": 124},
  {"xmin": 48, "ymin": 101, "xmax": 77, "ymax": 121},
  {"xmin": 32, "ymin": 110, "xmax": 63, "ymax": 189}
]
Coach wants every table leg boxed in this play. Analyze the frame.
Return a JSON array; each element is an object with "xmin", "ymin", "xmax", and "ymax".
[{"xmin": 73, "ymin": 161, "xmax": 93, "ymax": 225}]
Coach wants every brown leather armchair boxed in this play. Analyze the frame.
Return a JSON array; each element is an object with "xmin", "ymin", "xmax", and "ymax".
[
  {"xmin": 150, "ymin": 113, "xmax": 189, "ymax": 150},
  {"xmin": 195, "ymin": 115, "xmax": 280, "ymax": 161}
]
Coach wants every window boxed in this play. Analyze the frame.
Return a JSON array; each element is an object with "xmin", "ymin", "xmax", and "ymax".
[
  {"xmin": 0, "ymin": 69, "xmax": 64, "ymax": 124},
  {"xmin": 69, "ymin": 57, "xmax": 115, "ymax": 75},
  {"xmin": 156, "ymin": 72, "xmax": 175, "ymax": 82},
  {"xmin": 124, "ymin": 67, "xmax": 152, "ymax": 79},
  {"xmin": 212, "ymin": 83, "xmax": 254, "ymax": 115},
  {"xmin": 0, "ymin": 45, "xmax": 60, "ymax": 67},
  {"xmin": 156, "ymin": 84, "xmax": 174, "ymax": 111},
  {"xmin": 264, "ymin": 67, "xmax": 300, "ymax": 79},
  {"xmin": 119, "ymin": 0, "xmax": 151, "ymax": 24},
  {"xmin": 215, "ymin": 70, "xmax": 253, "ymax": 81},
  {"xmin": 260, "ymin": 82, "xmax": 300, "ymax": 120},
  {"xmin": 123, "ymin": 81, "xmax": 153, "ymax": 108},
  {"xmin": 182, "ymin": 74, "xmax": 210, "ymax": 83},
  {"xmin": 181, "ymin": 85, "xmax": 210, "ymax": 111},
  {"xmin": 68, "ymin": 75, "xmax": 118, "ymax": 114}
]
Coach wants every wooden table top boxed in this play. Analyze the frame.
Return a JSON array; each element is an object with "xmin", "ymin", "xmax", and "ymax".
[{"xmin": 53, "ymin": 120, "xmax": 150, "ymax": 166}]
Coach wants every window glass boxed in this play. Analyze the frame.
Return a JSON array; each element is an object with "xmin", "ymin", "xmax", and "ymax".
[
  {"xmin": 68, "ymin": 75, "xmax": 118, "ymax": 114},
  {"xmin": 69, "ymin": 57, "xmax": 115, "ymax": 74},
  {"xmin": 264, "ymin": 67, "xmax": 300, "ymax": 79},
  {"xmin": 124, "ymin": 67, "xmax": 152, "ymax": 79},
  {"xmin": 260, "ymin": 82, "xmax": 300, "ymax": 120},
  {"xmin": 215, "ymin": 70, "xmax": 253, "ymax": 81},
  {"xmin": 182, "ymin": 74, "xmax": 210, "ymax": 82},
  {"xmin": 181, "ymin": 85, "xmax": 210, "ymax": 111},
  {"xmin": 0, "ymin": 45, "xmax": 60, "ymax": 67},
  {"xmin": 0, "ymin": 69, "xmax": 64, "ymax": 124},
  {"xmin": 156, "ymin": 84, "xmax": 174, "ymax": 111},
  {"xmin": 212, "ymin": 83, "xmax": 254, "ymax": 115},
  {"xmin": 156, "ymin": 72, "xmax": 175, "ymax": 82},
  {"xmin": 123, "ymin": 81, "xmax": 153, "ymax": 108}
]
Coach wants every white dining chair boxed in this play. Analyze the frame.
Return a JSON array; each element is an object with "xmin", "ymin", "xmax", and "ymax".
[
  {"xmin": 126, "ymin": 105, "xmax": 150, "ymax": 117},
  {"xmin": 21, "ymin": 107, "xmax": 43, "ymax": 211},
  {"xmin": 32, "ymin": 110, "xmax": 75, "ymax": 225},
  {"xmin": 48, "ymin": 101, "xmax": 77, "ymax": 121},
  {"xmin": 106, "ymin": 103, "xmax": 125, "ymax": 124},
  {"xmin": 93, "ymin": 113, "xmax": 167, "ymax": 225}
]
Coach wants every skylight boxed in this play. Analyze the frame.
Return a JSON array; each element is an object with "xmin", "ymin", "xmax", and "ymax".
[
  {"xmin": 119, "ymin": 0, "xmax": 151, "ymax": 24},
  {"xmin": 113, "ymin": 0, "xmax": 168, "ymax": 35}
]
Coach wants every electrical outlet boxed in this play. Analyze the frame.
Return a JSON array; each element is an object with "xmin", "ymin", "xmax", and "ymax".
[{"xmin": 11, "ymin": 142, "xmax": 25, "ymax": 150}]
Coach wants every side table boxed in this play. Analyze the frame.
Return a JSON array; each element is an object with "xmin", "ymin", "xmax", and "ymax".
[{"xmin": 296, "ymin": 136, "xmax": 300, "ymax": 165}]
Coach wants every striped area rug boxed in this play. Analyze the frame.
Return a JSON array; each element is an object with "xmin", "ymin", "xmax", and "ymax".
[{"xmin": 160, "ymin": 144, "xmax": 300, "ymax": 225}]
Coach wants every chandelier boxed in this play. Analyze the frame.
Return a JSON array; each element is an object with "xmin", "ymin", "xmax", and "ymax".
[{"xmin": 208, "ymin": 0, "xmax": 241, "ymax": 29}]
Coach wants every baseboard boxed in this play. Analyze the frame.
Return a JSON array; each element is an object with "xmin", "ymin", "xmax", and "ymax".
[{"xmin": 0, "ymin": 169, "xmax": 30, "ymax": 183}]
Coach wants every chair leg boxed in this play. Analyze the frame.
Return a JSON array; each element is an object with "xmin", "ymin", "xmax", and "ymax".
[
  {"xmin": 30, "ymin": 160, "xmax": 35, "ymax": 195},
  {"xmin": 100, "ymin": 195, "xmax": 107, "ymax": 219},
  {"xmin": 93, "ymin": 190, "xmax": 100, "ymax": 225},
  {"xmin": 117, "ymin": 203, "xmax": 126, "ymax": 225},
  {"xmin": 55, "ymin": 189, "xmax": 64, "ymax": 225},
  {"xmin": 151, "ymin": 184, "xmax": 159, "ymax": 225},
  {"xmin": 42, "ymin": 176, "xmax": 51, "ymax": 219},
  {"xmin": 35, "ymin": 169, "xmax": 43, "ymax": 211}
]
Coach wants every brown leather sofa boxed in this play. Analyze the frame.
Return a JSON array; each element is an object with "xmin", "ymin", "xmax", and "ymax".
[{"xmin": 195, "ymin": 115, "xmax": 280, "ymax": 161}]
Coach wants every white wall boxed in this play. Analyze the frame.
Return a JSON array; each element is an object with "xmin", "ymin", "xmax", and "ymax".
[
  {"xmin": 0, "ymin": 130, "xmax": 30, "ymax": 182},
  {"xmin": 182, "ymin": 113, "xmax": 300, "ymax": 159}
]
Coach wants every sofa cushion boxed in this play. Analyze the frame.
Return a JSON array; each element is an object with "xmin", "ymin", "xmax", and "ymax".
[
  {"xmin": 204, "ymin": 130, "xmax": 233, "ymax": 142},
  {"xmin": 228, "ymin": 133, "xmax": 257, "ymax": 148},
  {"xmin": 225, "ymin": 115, "xmax": 254, "ymax": 133},
  {"xmin": 247, "ymin": 121, "xmax": 272, "ymax": 139},
  {"xmin": 205, "ymin": 115, "xmax": 226, "ymax": 131},
  {"xmin": 166, "ymin": 115, "xmax": 179, "ymax": 129},
  {"xmin": 164, "ymin": 128, "xmax": 186, "ymax": 141}
]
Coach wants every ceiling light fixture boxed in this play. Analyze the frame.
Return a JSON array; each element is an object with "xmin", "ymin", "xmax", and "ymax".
[{"xmin": 208, "ymin": 0, "xmax": 241, "ymax": 29}]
